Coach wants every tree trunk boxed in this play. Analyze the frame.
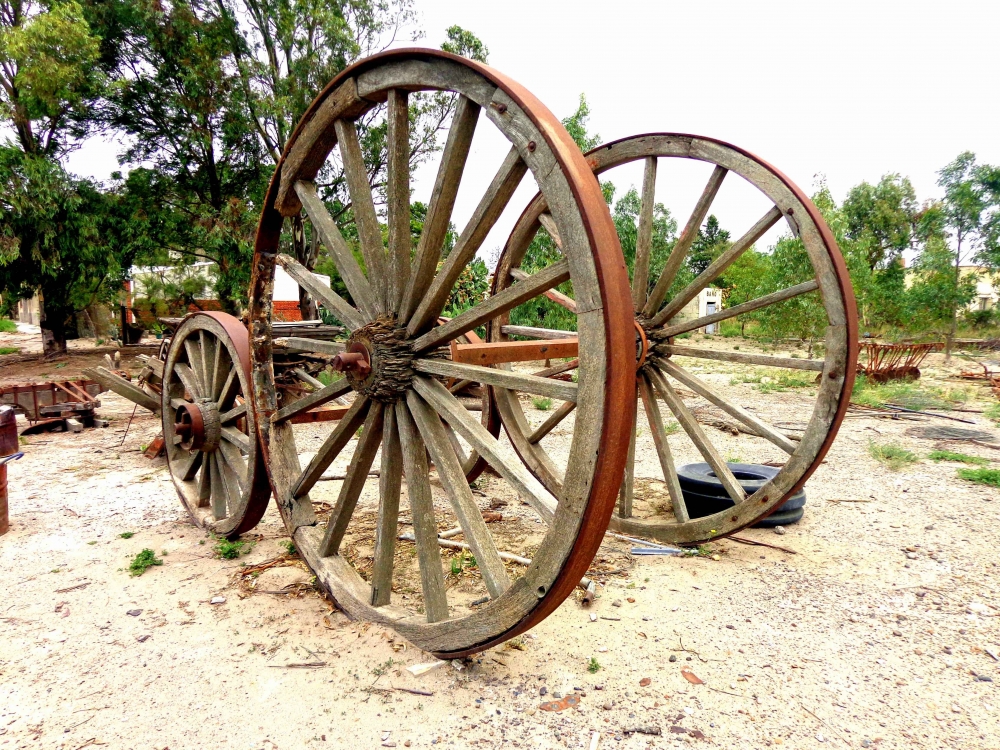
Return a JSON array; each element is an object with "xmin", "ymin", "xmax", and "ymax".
[
  {"xmin": 294, "ymin": 215, "xmax": 319, "ymax": 321},
  {"xmin": 946, "ymin": 235, "xmax": 962, "ymax": 363},
  {"xmin": 38, "ymin": 293, "xmax": 68, "ymax": 357}
]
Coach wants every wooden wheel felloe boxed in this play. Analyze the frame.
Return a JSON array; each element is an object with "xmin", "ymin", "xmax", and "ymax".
[
  {"xmin": 248, "ymin": 50, "xmax": 634, "ymax": 656},
  {"xmin": 162, "ymin": 312, "xmax": 271, "ymax": 537},
  {"xmin": 491, "ymin": 134, "xmax": 858, "ymax": 546}
]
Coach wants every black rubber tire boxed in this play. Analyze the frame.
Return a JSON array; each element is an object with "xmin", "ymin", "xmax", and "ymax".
[
  {"xmin": 680, "ymin": 486, "xmax": 804, "ymax": 515},
  {"xmin": 752, "ymin": 506, "xmax": 804, "ymax": 527},
  {"xmin": 677, "ymin": 462, "xmax": 779, "ymax": 495}
]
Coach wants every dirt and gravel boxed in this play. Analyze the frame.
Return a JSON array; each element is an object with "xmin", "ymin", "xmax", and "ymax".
[{"xmin": 1, "ymin": 333, "xmax": 998, "ymax": 750}]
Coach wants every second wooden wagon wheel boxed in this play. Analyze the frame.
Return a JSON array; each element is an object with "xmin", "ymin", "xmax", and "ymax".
[
  {"xmin": 490, "ymin": 134, "xmax": 859, "ymax": 546},
  {"xmin": 248, "ymin": 49, "xmax": 634, "ymax": 656},
  {"xmin": 162, "ymin": 312, "xmax": 271, "ymax": 537}
]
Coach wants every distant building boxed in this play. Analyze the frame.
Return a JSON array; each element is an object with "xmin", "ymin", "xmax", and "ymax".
[
  {"xmin": 901, "ymin": 258, "xmax": 997, "ymax": 311},
  {"xmin": 671, "ymin": 287, "xmax": 724, "ymax": 333}
]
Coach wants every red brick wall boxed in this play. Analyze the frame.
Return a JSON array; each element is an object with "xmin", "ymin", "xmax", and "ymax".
[{"xmin": 273, "ymin": 301, "xmax": 303, "ymax": 322}]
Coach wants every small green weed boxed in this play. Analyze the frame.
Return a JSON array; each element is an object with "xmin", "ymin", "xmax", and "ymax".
[
  {"xmin": 532, "ymin": 397, "xmax": 553, "ymax": 411},
  {"xmin": 956, "ymin": 468, "xmax": 1000, "ymax": 487},
  {"xmin": 867, "ymin": 440, "xmax": 918, "ymax": 471},
  {"xmin": 587, "ymin": 657, "xmax": 601, "ymax": 673},
  {"xmin": 129, "ymin": 549, "xmax": 163, "ymax": 576},
  {"xmin": 87, "ymin": 541, "xmax": 98, "ymax": 545},
  {"xmin": 683, "ymin": 545, "xmax": 714, "ymax": 558},
  {"xmin": 676, "ymin": 332, "xmax": 692, "ymax": 340},
  {"xmin": 0, "ymin": 346, "xmax": 19, "ymax": 355},
  {"xmin": 928, "ymin": 450, "xmax": 988, "ymax": 466},
  {"xmin": 282, "ymin": 540, "xmax": 297, "ymax": 555},
  {"xmin": 852, "ymin": 376, "xmax": 970, "ymax": 411},
  {"xmin": 985, "ymin": 402, "xmax": 1000, "ymax": 425},
  {"xmin": 119, "ymin": 531, "xmax": 135, "ymax": 539},
  {"xmin": 450, "ymin": 550, "xmax": 477, "ymax": 576},
  {"xmin": 0, "ymin": 319, "xmax": 17, "ymax": 333},
  {"xmin": 214, "ymin": 538, "xmax": 254, "ymax": 560},
  {"xmin": 663, "ymin": 420, "xmax": 680, "ymax": 436}
]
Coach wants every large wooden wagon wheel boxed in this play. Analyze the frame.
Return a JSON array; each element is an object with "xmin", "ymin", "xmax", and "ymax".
[
  {"xmin": 490, "ymin": 134, "xmax": 859, "ymax": 545},
  {"xmin": 162, "ymin": 312, "xmax": 271, "ymax": 537},
  {"xmin": 247, "ymin": 49, "xmax": 634, "ymax": 656}
]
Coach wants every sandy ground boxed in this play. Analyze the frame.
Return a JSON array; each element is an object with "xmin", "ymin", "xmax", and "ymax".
[{"xmin": 1, "ymin": 342, "xmax": 999, "ymax": 750}]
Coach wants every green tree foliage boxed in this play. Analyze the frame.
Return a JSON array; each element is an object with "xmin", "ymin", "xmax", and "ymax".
[
  {"xmin": 687, "ymin": 215, "xmax": 730, "ymax": 276},
  {"xmin": 842, "ymin": 174, "xmax": 917, "ymax": 270}
]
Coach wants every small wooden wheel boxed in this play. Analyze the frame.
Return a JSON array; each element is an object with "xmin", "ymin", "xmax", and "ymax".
[
  {"xmin": 491, "ymin": 134, "xmax": 858, "ymax": 545},
  {"xmin": 248, "ymin": 49, "xmax": 634, "ymax": 656},
  {"xmin": 162, "ymin": 312, "xmax": 271, "ymax": 537}
]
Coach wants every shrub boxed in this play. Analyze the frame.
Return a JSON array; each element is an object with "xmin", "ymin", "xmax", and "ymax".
[
  {"xmin": 532, "ymin": 397, "xmax": 553, "ymax": 411},
  {"xmin": 0, "ymin": 319, "xmax": 17, "ymax": 333}
]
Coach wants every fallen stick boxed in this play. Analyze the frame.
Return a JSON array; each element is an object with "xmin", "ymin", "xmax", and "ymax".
[
  {"xmin": 605, "ymin": 531, "xmax": 683, "ymax": 552},
  {"xmin": 268, "ymin": 661, "xmax": 326, "ymax": 668},
  {"xmin": 392, "ymin": 686, "xmax": 434, "ymax": 697},
  {"xmin": 727, "ymin": 535, "xmax": 797, "ymax": 555}
]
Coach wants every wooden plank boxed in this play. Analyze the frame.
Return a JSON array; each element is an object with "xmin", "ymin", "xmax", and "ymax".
[
  {"xmin": 651, "ymin": 206, "xmax": 783, "ymax": 326},
  {"xmin": 646, "ymin": 367, "xmax": 746, "ymax": 505},
  {"xmin": 276, "ymin": 253, "xmax": 366, "ymax": 331},
  {"xmin": 643, "ymin": 165, "xmax": 728, "ymax": 317},
  {"xmin": 272, "ymin": 378, "xmax": 353, "ymax": 424},
  {"xmin": 407, "ymin": 146, "xmax": 527, "ymax": 335},
  {"xmin": 81, "ymin": 367, "xmax": 160, "ymax": 413},
  {"xmin": 174, "ymin": 363, "xmax": 203, "ymax": 401},
  {"xmin": 449, "ymin": 339, "xmax": 579, "ymax": 366},
  {"xmin": 406, "ymin": 391, "xmax": 510, "ymax": 599},
  {"xmin": 213, "ymin": 453, "xmax": 237, "ymax": 520},
  {"xmin": 637, "ymin": 374, "xmax": 688, "ymax": 523},
  {"xmin": 413, "ymin": 359, "xmax": 578, "ymax": 402},
  {"xmin": 394, "ymin": 401, "xmax": 450, "ymax": 622},
  {"xmin": 288, "ymin": 405, "xmax": 351, "ymax": 424},
  {"xmin": 295, "ymin": 182, "xmax": 378, "ymax": 320},
  {"xmin": 292, "ymin": 396, "xmax": 370, "ymax": 498},
  {"xmin": 412, "ymin": 259, "xmax": 571, "ymax": 351},
  {"xmin": 632, "ymin": 156, "xmax": 657, "ymax": 312},
  {"xmin": 531, "ymin": 358, "xmax": 579, "ymax": 378},
  {"xmin": 657, "ymin": 345, "xmax": 826, "ymax": 371},
  {"xmin": 173, "ymin": 450, "xmax": 202, "ymax": 482},
  {"xmin": 274, "ymin": 337, "xmax": 347, "ymax": 356},
  {"xmin": 220, "ymin": 426, "xmax": 250, "ymax": 454},
  {"xmin": 658, "ymin": 280, "xmax": 820, "ymax": 338},
  {"xmin": 412, "ymin": 376, "xmax": 557, "ymax": 523},
  {"xmin": 197, "ymin": 456, "xmax": 212, "ymax": 507},
  {"xmin": 386, "ymin": 89, "xmax": 411, "ymax": 314},
  {"xmin": 399, "ymin": 96, "xmax": 480, "ymax": 323},
  {"xmin": 527, "ymin": 399, "xmax": 576, "ymax": 444},
  {"xmin": 219, "ymin": 403, "xmax": 246, "ymax": 424},
  {"xmin": 501, "ymin": 325, "xmax": 578, "ymax": 341},
  {"xmin": 509, "ymin": 268, "xmax": 577, "ymax": 313},
  {"xmin": 318, "ymin": 403, "xmax": 385, "ymax": 556},
  {"xmin": 657, "ymin": 358, "xmax": 798, "ymax": 454},
  {"xmin": 334, "ymin": 118, "xmax": 388, "ymax": 313},
  {"xmin": 218, "ymin": 438, "xmax": 249, "ymax": 493}
]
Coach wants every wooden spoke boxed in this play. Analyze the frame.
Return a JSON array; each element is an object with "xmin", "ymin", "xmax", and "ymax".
[
  {"xmin": 174, "ymin": 450, "xmax": 202, "ymax": 482},
  {"xmin": 221, "ymin": 426, "xmax": 251, "ymax": 453},
  {"xmin": 412, "ymin": 259, "xmax": 571, "ymax": 352},
  {"xmin": 386, "ymin": 90, "xmax": 411, "ymax": 314},
  {"xmin": 646, "ymin": 367, "xmax": 746, "ymax": 505},
  {"xmin": 399, "ymin": 95, "xmax": 480, "ymax": 323},
  {"xmin": 294, "ymin": 368, "xmax": 326, "ymax": 390},
  {"xmin": 537, "ymin": 212, "xmax": 562, "ymax": 249},
  {"xmin": 413, "ymin": 359, "xmax": 578, "ymax": 402},
  {"xmin": 657, "ymin": 357, "xmax": 797, "ymax": 454},
  {"xmin": 219, "ymin": 439, "xmax": 249, "ymax": 492},
  {"xmin": 182, "ymin": 340, "xmax": 207, "ymax": 397},
  {"xmin": 637, "ymin": 374, "xmax": 688, "ymax": 523},
  {"xmin": 394, "ymin": 401, "xmax": 449, "ymax": 623},
  {"xmin": 509, "ymin": 268, "xmax": 577, "ymax": 313},
  {"xmin": 197, "ymin": 457, "xmax": 212, "ymax": 507},
  {"xmin": 632, "ymin": 156, "xmax": 657, "ymax": 312},
  {"xmin": 276, "ymin": 253, "xmax": 366, "ymax": 331},
  {"xmin": 207, "ymin": 333, "xmax": 222, "ymax": 401},
  {"xmin": 370, "ymin": 405, "xmax": 402, "ymax": 606},
  {"xmin": 407, "ymin": 390, "xmax": 511, "ymax": 598},
  {"xmin": 443, "ymin": 422, "xmax": 469, "ymax": 467},
  {"xmin": 407, "ymin": 146, "xmax": 527, "ymax": 335},
  {"xmin": 413, "ymin": 376, "xmax": 557, "ymax": 522},
  {"xmin": 296, "ymin": 181, "xmax": 378, "ymax": 319},
  {"xmin": 450, "ymin": 339, "xmax": 579, "ymax": 367},
  {"xmin": 334, "ymin": 119, "xmax": 388, "ymax": 314},
  {"xmin": 217, "ymin": 366, "xmax": 239, "ymax": 410},
  {"xmin": 274, "ymin": 336, "xmax": 347, "ymax": 356},
  {"xmin": 658, "ymin": 280, "xmax": 820, "ymax": 338},
  {"xmin": 532, "ymin": 359, "xmax": 579, "ymax": 378},
  {"xmin": 527, "ymin": 400, "xmax": 576, "ymax": 444},
  {"xmin": 292, "ymin": 396, "xmax": 371, "ymax": 499},
  {"xmin": 273, "ymin": 378, "xmax": 353, "ymax": 424},
  {"xmin": 220, "ymin": 403, "xmax": 247, "ymax": 424},
  {"xmin": 174, "ymin": 363, "xmax": 203, "ymax": 401},
  {"xmin": 213, "ymin": 454, "xmax": 236, "ymax": 519},
  {"xmin": 651, "ymin": 206, "xmax": 783, "ymax": 327},
  {"xmin": 319, "ymin": 403, "xmax": 385, "ymax": 557},
  {"xmin": 501, "ymin": 325, "xmax": 578, "ymax": 341},
  {"xmin": 657, "ymin": 344, "xmax": 826, "ymax": 371},
  {"xmin": 198, "ymin": 332, "xmax": 214, "ymax": 398},
  {"xmin": 643, "ymin": 165, "xmax": 728, "ymax": 317},
  {"xmin": 617, "ymin": 387, "xmax": 638, "ymax": 518}
]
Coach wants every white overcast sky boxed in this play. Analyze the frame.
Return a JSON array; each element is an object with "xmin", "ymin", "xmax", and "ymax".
[{"xmin": 66, "ymin": 0, "xmax": 1000, "ymax": 263}]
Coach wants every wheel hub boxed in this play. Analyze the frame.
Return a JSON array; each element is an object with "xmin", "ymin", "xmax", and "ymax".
[
  {"xmin": 174, "ymin": 399, "xmax": 221, "ymax": 451},
  {"xmin": 337, "ymin": 320, "xmax": 415, "ymax": 402}
]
